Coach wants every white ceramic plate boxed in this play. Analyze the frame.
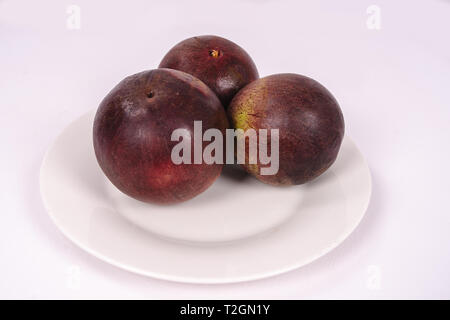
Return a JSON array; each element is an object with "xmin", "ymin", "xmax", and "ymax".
[{"xmin": 40, "ymin": 111, "xmax": 371, "ymax": 284}]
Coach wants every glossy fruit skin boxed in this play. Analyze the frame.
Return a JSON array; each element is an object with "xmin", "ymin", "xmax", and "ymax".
[
  {"xmin": 93, "ymin": 68, "xmax": 229, "ymax": 204},
  {"xmin": 159, "ymin": 35, "xmax": 259, "ymax": 108},
  {"xmin": 228, "ymin": 73, "xmax": 344, "ymax": 186}
]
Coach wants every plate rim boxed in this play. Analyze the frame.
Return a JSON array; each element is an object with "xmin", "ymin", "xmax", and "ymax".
[{"xmin": 39, "ymin": 111, "xmax": 372, "ymax": 284}]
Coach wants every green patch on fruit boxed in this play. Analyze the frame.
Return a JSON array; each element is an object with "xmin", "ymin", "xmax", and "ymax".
[
  {"xmin": 234, "ymin": 108, "xmax": 251, "ymax": 131},
  {"xmin": 246, "ymin": 163, "xmax": 260, "ymax": 176},
  {"xmin": 233, "ymin": 82, "xmax": 267, "ymax": 131}
]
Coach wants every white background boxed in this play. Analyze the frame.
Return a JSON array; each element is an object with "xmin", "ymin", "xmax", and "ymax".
[{"xmin": 1, "ymin": 0, "xmax": 450, "ymax": 299}]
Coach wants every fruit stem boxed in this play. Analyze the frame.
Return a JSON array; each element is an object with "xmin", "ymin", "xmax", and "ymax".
[{"xmin": 209, "ymin": 49, "xmax": 220, "ymax": 58}]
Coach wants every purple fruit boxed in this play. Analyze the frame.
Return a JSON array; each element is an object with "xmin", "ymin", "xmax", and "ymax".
[
  {"xmin": 93, "ymin": 68, "xmax": 229, "ymax": 204},
  {"xmin": 159, "ymin": 35, "xmax": 259, "ymax": 107},
  {"xmin": 228, "ymin": 73, "xmax": 345, "ymax": 185}
]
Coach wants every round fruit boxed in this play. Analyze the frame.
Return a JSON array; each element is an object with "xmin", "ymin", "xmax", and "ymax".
[
  {"xmin": 93, "ymin": 68, "xmax": 229, "ymax": 204},
  {"xmin": 228, "ymin": 73, "xmax": 345, "ymax": 185},
  {"xmin": 159, "ymin": 35, "xmax": 259, "ymax": 107}
]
